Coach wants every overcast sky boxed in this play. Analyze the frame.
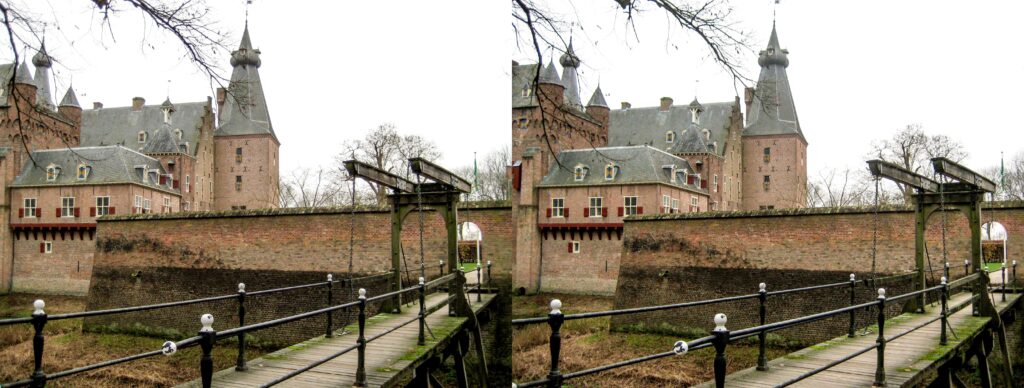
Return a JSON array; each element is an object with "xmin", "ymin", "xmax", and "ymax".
[
  {"xmin": 512, "ymin": 0, "xmax": 1024, "ymax": 178},
  {"xmin": 17, "ymin": 0, "xmax": 507, "ymax": 175}
]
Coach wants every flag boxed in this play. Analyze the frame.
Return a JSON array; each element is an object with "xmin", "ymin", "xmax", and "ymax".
[
  {"xmin": 473, "ymin": 152, "xmax": 479, "ymax": 193},
  {"xmin": 1000, "ymin": 151, "xmax": 1005, "ymax": 192}
]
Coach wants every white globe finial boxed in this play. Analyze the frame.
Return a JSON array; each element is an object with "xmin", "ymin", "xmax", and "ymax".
[
  {"xmin": 440, "ymin": 260, "xmax": 444, "ymax": 265},
  {"xmin": 200, "ymin": 314, "xmax": 214, "ymax": 332},
  {"xmin": 327, "ymin": 274, "xmax": 334, "ymax": 282},
  {"xmin": 477, "ymin": 262, "xmax": 481, "ymax": 269},
  {"xmin": 877, "ymin": 288, "xmax": 886, "ymax": 299},
  {"xmin": 419, "ymin": 277, "xmax": 425, "ymax": 285},
  {"xmin": 850, "ymin": 273, "xmax": 856, "ymax": 281},
  {"xmin": 358, "ymin": 288, "xmax": 367, "ymax": 299},
  {"xmin": 487, "ymin": 260, "xmax": 492, "ymax": 266},
  {"xmin": 941, "ymin": 276, "xmax": 947, "ymax": 285},
  {"xmin": 1001, "ymin": 262, "xmax": 1006, "ymax": 269},
  {"xmin": 965, "ymin": 259, "xmax": 969, "ymax": 265},
  {"xmin": 944, "ymin": 262, "xmax": 949, "ymax": 268},
  {"xmin": 1014, "ymin": 260, "xmax": 1018, "ymax": 266},
  {"xmin": 673, "ymin": 340, "xmax": 689, "ymax": 355},
  {"xmin": 758, "ymin": 282, "xmax": 766, "ymax": 293},
  {"xmin": 714, "ymin": 313, "xmax": 728, "ymax": 332},
  {"xmin": 238, "ymin": 283, "xmax": 246, "ymax": 293},
  {"xmin": 161, "ymin": 340, "xmax": 178, "ymax": 356},
  {"xmin": 33, "ymin": 299, "xmax": 45, "ymax": 315},
  {"xmin": 550, "ymin": 299, "xmax": 562, "ymax": 315}
]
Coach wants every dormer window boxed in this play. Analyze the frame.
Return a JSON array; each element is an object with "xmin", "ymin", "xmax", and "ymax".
[
  {"xmin": 573, "ymin": 165, "xmax": 588, "ymax": 182},
  {"xmin": 77, "ymin": 164, "xmax": 91, "ymax": 181},
  {"xmin": 46, "ymin": 164, "xmax": 60, "ymax": 182},
  {"xmin": 665, "ymin": 131, "xmax": 675, "ymax": 143},
  {"xmin": 521, "ymin": 84, "xmax": 533, "ymax": 97},
  {"xmin": 174, "ymin": 129, "xmax": 183, "ymax": 140},
  {"xmin": 138, "ymin": 131, "xmax": 147, "ymax": 143},
  {"xmin": 604, "ymin": 164, "xmax": 618, "ymax": 181}
]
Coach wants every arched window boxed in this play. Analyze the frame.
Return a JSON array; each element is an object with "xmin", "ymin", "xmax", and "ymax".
[
  {"xmin": 665, "ymin": 131, "xmax": 675, "ymax": 143},
  {"xmin": 573, "ymin": 165, "xmax": 588, "ymax": 182},
  {"xmin": 77, "ymin": 164, "xmax": 91, "ymax": 181},
  {"xmin": 138, "ymin": 131, "xmax": 147, "ymax": 143},
  {"xmin": 46, "ymin": 164, "xmax": 60, "ymax": 182},
  {"xmin": 604, "ymin": 164, "xmax": 618, "ymax": 181}
]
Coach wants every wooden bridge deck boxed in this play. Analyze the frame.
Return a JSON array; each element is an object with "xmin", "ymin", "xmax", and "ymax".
[
  {"xmin": 698, "ymin": 292, "xmax": 1020, "ymax": 388},
  {"xmin": 179, "ymin": 292, "xmax": 495, "ymax": 388}
]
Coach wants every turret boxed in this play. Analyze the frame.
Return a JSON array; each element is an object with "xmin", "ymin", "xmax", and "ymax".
[
  {"xmin": 536, "ymin": 60, "xmax": 564, "ymax": 107},
  {"xmin": 58, "ymin": 86, "xmax": 81, "ymax": 126},
  {"xmin": 585, "ymin": 85, "xmax": 609, "ymax": 128},
  {"xmin": 559, "ymin": 41, "xmax": 583, "ymax": 110},
  {"xmin": 12, "ymin": 61, "xmax": 36, "ymax": 107},
  {"xmin": 32, "ymin": 41, "xmax": 54, "ymax": 110}
]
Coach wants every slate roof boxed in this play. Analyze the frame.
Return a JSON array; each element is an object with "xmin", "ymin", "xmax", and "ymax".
[
  {"xmin": 80, "ymin": 101, "xmax": 208, "ymax": 157},
  {"xmin": 59, "ymin": 86, "xmax": 80, "ymax": 108},
  {"xmin": 559, "ymin": 43, "xmax": 583, "ymax": 110},
  {"xmin": 218, "ymin": 25, "xmax": 276, "ymax": 140},
  {"xmin": 537, "ymin": 145, "xmax": 704, "ymax": 193},
  {"xmin": 32, "ymin": 43, "xmax": 54, "ymax": 110},
  {"xmin": 587, "ymin": 85, "xmax": 608, "ymax": 108},
  {"xmin": 512, "ymin": 63, "xmax": 540, "ymax": 108},
  {"xmin": 11, "ymin": 146, "xmax": 176, "ymax": 192},
  {"xmin": 745, "ymin": 24, "xmax": 804, "ymax": 140},
  {"xmin": 142, "ymin": 124, "xmax": 187, "ymax": 154},
  {"xmin": 0, "ymin": 63, "xmax": 15, "ymax": 107},
  {"xmin": 607, "ymin": 101, "xmax": 736, "ymax": 157}
]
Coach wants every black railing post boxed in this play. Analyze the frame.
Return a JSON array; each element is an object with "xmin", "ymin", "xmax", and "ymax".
[
  {"xmin": 486, "ymin": 260, "xmax": 492, "ymax": 290},
  {"xmin": 199, "ymin": 314, "xmax": 216, "ymax": 388},
  {"xmin": 1014, "ymin": 260, "xmax": 1018, "ymax": 293},
  {"xmin": 440, "ymin": 259, "xmax": 445, "ymax": 277},
  {"xmin": 712, "ymin": 313, "xmax": 729, "ymax": 388},
  {"xmin": 235, "ymin": 283, "xmax": 247, "ymax": 371},
  {"xmin": 476, "ymin": 262, "xmax": 482, "ymax": 303},
  {"xmin": 1000, "ymin": 263, "xmax": 1006, "ymax": 302},
  {"xmin": 546, "ymin": 299, "xmax": 564, "ymax": 388},
  {"xmin": 418, "ymin": 277, "xmax": 426, "ymax": 346},
  {"xmin": 848, "ymin": 273, "xmax": 857, "ymax": 338},
  {"xmin": 940, "ymin": 277, "xmax": 948, "ymax": 346},
  {"xmin": 757, "ymin": 282, "xmax": 768, "ymax": 371},
  {"xmin": 944, "ymin": 262, "xmax": 949, "ymax": 283},
  {"xmin": 326, "ymin": 274, "xmax": 334, "ymax": 338},
  {"xmin": 873, "ymin": 288, "xmax": 887, "ymax": 387},
  {"xmin": 355, "ymin": 288, "xmax": 367, "ymax": 387},
  {"xmin": 974, "ymin": 267, "xmax": 985, "ymax": 316},
  {"xmin": 964, "ymin": 259, "xmax": 969, "ymax": 278},
  {"xmin": 30, "ymin": 299, "xmax": 47, "ymax": 388}
]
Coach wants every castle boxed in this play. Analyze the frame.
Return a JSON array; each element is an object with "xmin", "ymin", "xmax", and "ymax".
[
  {"xmin": 0, "ymin": 25, "xmax": 280, "ymax": 295},
  {"xmin": 512, "ymin": 24, "xmax": 808, "ymax": 295}
]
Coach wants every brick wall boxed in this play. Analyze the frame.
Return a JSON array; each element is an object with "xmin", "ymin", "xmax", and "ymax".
[
  {"xmin": 84, "ymin": 203, "xmax": 513, "ymax": 343},
  {"xmin": 612, "ymin": 203, "xmax": 1024, "ymax": 343},
  {"xmin": 12, "ymin": 236, "xmax": 94, "ymax": 295},
  {"xmin": 741, "ymin": 134, "xmax": 807, "ymax": 210}
]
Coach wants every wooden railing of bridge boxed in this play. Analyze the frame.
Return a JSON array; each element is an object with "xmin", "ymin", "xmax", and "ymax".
[
  {"xmin": 0, "ymin": 262, "xmax": 493, "ymax": 388},
  {"xmin": 512, "ymin": 263, "xmax": 1019, "ymax": 388}
]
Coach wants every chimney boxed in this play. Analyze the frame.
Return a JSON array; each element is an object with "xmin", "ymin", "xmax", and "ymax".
[
  {"xmin": 659, "ymin": 97, "xmax": 673, "ymax": 111},
  {"xmin": 132, "ymin": 97, "xmax": 145, "ymax": 111},
  {"xmin": 620, "ymin": 102, "xmax": 631, "ymax": 109},
  {"xmin": 744, "ymin": 87, "xmax": 755, "ymax": 115},
  {"xmin": 93, "ymin": 102, "xmax": 103, "ymax": 109},
  {"xmin": 216, "ymin": 87, "xmax": 227, "ymax": 112}
]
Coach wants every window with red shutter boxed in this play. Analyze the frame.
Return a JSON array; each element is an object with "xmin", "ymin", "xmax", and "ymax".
[
  {"xmin": 74, "ymin": 208, "xmax": 81, "ymax": 217},
  {"xmin": 18, "ymin": 208, "xmax": 23, "ymax": 218},
  {"xmin": 40, "ymin": 243, "xmax": 44, "ymax": 253},
  {"xmin": 584, "ymin": 207, "xmax": 589, "ymax": 217},
  {"xmin": 602, "ymin": 207, "xmax": 608, "ymax": 217},
  {"xmin": 34, "ymin": 208, "xmax": 40, "ymax": 217},
  {"xmin": 546, "ymin": 208, "xmax": 551, "ymax": 218},
  {"xmin": 109, "ymin": 207, "xmax": 116, "ymax": 215},
  {"xmin": 564, "ymin": 208, "xmax": 569, "ymax": 217},
  {"xmin": 638, "ymin": 206, "xmax": 644, "ymax": 214},
  {"xmin": 617, "ymin": 207, "xmax": 624, "ymax": 217},
  {"xmin": 56, "ymin": 208, "xmax": 61, "ymax": 217},
  {"xmin": 90, "ymin": 207, "xmax": 96, "ymax": 217},
  {"xmin": 567, "ymin": 242, "xmax": 573, "ymax": 253}
]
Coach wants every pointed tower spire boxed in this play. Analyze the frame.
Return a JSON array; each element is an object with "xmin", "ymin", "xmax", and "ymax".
[
  {"xmin": 745, "ymin": 23, "xmax": 801, "ymax": 138},
  {"xmin": 586, "ymin": 85, "xmax": 608, "ymax": 108},
  {"xmin": 32, "ymin": 41, "xmax": 54, "ymax": 110},
  {"xmin": 218, "ymin": 23, "xmax": 275, "ymax": 140},
  {"xmin": 59, "ymin": 86, "xmax": 80, "ymax": 108},
  {"xmin": 539, "ymin": 60, "xmax": 561, "ymax": 85},
  {"xmin": 558, "ymin": 39, "xmax": 583, "ymax": 110},
  {"xmin": 14, "ymin": 60, "xmax": 32, "ymax": 85}
]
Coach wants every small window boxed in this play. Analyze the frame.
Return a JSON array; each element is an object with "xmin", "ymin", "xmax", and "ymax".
[
  {"xmin": 183, "ymin": 202, "xmax": 190, "ymax": 211},
  {"xmin": 666, "ymin": 131, "xmax": 675, "ymax": 143},
  {"xmin": 571, "ymin": 241, "xmax": 580, "ymax": 254},
  {"xmin": 143, "ymin": 198, "xmax": 151, "ymax": 213},
  {"xmin": 44, "ymin": 241, "xmax": 52, "ymax": 254},
  {"xmin": 624, "ymin": 196, "xmax": 638, "ymax": 216},
  {"xmin": 760, "ymin": 205, "xmax": 775, "ymax": 210},
  {"xmin": 671, "ymin": 198, "xmax": 680, "ymax": 212},
  {"xmin": 763, "ymin": 175, "xmax": 771, "ymax": 191},
  {"xmin": 573, "ymin": 165, "xmax": 588, "ymax": 182},
  {"xmin": 61, "ymin": 197, "xmax": 75, "ymax": 218},
  {"xmin": 24, "ymin": 198, "xmax": 36, "ymax": 218},
  {"xmin": 763, "ymin": 147, "xmax": 771, "ymax": 163},
  {"xmin": 77, "ymin": 164, "xmax": 90, "ymax": 181},
  {"xmin": 551, "ymin": 198, "xmax": 564, "ymax": 217},
  {"xmin": 235, "ymin": 175, "xmax": 243, "ymax": 191},
  {"xmin": 134, "ymin": 195, "xmax": 143, "ymax": 213},
  {"xmin": 185, "ymin": 176, "xmax": 190, "ymax": 193},
  {"xmin": 604, "ymin": 164, "xmax": 617, "ymax": 181},
  {"xmin": 236, "ymin": 147, "xmax": 243, "ymax": 163},
  {"xmin": 588, "ymin": 197, "xmax": 603, "ymax": 217},
  {"xmin": 691, "ymin": 196, "xmax": 699, "ymax": 207},
  {"xmin": 713, "ymin": 175, "xmax": 718, "ymax": 192},
  {"xmin": 662, "ymin": 195, "xmax": 671, "ymax": 212},
  {"xmin": 521, "ymin": 84, "xmax": 533, "ymax": 97},
  {"xmin": 163, "ymin": 196, "xmax": 171, "ymax": 213},
  {"xmin": 96, "ymin": 196, "xmax": 110, "ymax": 216},
  {"xmin": 46, "ymin": 165, "xmax": 60, "ymax": 182},
  {"xmin": 174, "ymin": 129, "xmax": 183, "ymax": 140},
  {"xmin": 138, "ymin": 131, "xmax": 147, "ymax": 143}
]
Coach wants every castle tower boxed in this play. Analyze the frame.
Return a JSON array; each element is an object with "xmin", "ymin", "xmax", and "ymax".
[
  {"xmin": 559, "ymin": 41, "xmax": 583, "ymax": 110},
  {"xmin": 57, "ymin": 86, "xmax": 81, "ymax": 129},
  {"xmin": 13, "ymin": 61, "xmax": 36, "ymax": 107},
  {"xmin": 213, "ymin": 24, "xmax": 280, "ymax": 210},
  {"xmin": 741, "ymin": 23, "xmax": 808, "ymax": 210},
  {"xmin": 32, "ymin": 42, "xmax": 54, "ymax": 110}
]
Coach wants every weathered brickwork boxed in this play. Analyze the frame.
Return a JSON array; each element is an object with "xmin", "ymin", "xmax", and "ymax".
[
  {"xmin": 611, "ymin": 203, "xmax": 1024, "ymax": 343},
  {"xmin": 11, "ymin": 232, "xmax": 95, "ymax": 295},
  {"xmin": 213, "ymin": 134, "xmax": 279, "ymax": 211},
  {"xmin": 537, "ymin": 236, "xmax": 621, "ymax": 295},
  {"xmin": 741, "ymin": 135, "xmax": 807, "ymax": 210}
]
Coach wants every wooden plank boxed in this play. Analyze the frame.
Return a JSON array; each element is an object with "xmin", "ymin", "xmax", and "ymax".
[
  {"xmin": 931, "ymin": 157, "xmax": 997, "ymax": 192},
  {"xmin": 408, "ymin": 157, "xmax": 472, "ymax": 193},
  {"xmin": 343, "ymin": 160, "xmax": 416, "ymax": 193},
  {"xmin": 867, "ymin": 159, "xmax": 940, "ymax": 192}
]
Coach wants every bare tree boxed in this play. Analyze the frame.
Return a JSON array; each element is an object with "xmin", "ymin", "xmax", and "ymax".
[
  {"xmin": 868, "ymin": 124, "xmax": 967, "ymax": 203},
  {"xmin": 806, "ymin": 167, "xmax": 873, "ymax": 208},
  {"xmin": 981, "ymin": 151, "xmax": 1024, "ymax": 201},
  {"xmin": 455, "ymin": 146, "xmax": 512, "ymax": 202},
  {"xmin": 337, "ymin": 123, "xmax": 441, "ymax": 205},
  {"xmin": 279, "ymin": 166, "xmax": 347, "ymax": 208},
  {"xmin": 512, "ymin": 0, "xmax": 752, "ymax": 170}
]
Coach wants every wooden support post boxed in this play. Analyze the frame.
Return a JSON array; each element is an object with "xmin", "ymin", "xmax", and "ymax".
[
  {"xmin": 446, "ymin": 194, "xmax": 459, "ymax": 305},
  {"xmin": 388, "ymin": 195, "xmax": 403, "ymax": 313},
  {"xmin": 453, "ymin": 332, "xmax": 469, "ymax": 388},
  {"xmin": 235, "ymin": 283, "xmax": 247, "ymax": 371},
  {"xmin": 976, "ymin": 338, "xmax": 992, "ymax": 388},
  {"xmin": 913, "ymin": 199, "xmax": 928, "ymax": 312}
]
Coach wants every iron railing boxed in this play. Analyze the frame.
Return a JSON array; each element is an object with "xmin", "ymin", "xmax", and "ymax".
[{"xmin": 512, "ymin": 270, "xmax": 984, "ymax": 388}]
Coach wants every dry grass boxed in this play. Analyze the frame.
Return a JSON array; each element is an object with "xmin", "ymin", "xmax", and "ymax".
[
  {"xmin": 513, "ymin": 293, "xmax": 787, "ymax": 387},
  {"xmin": 0, "ymin": 293, "xmax": 265, "ymax": 387}
]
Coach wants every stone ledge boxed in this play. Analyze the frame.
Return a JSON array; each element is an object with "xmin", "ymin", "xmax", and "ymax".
[
  {"xmin": 626, "ymin": 200, "xmax": 1024, "ymax": 222},
  {"xmin": 98, "ymin": 200, "xmax": 511, "ymax": 222}
]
